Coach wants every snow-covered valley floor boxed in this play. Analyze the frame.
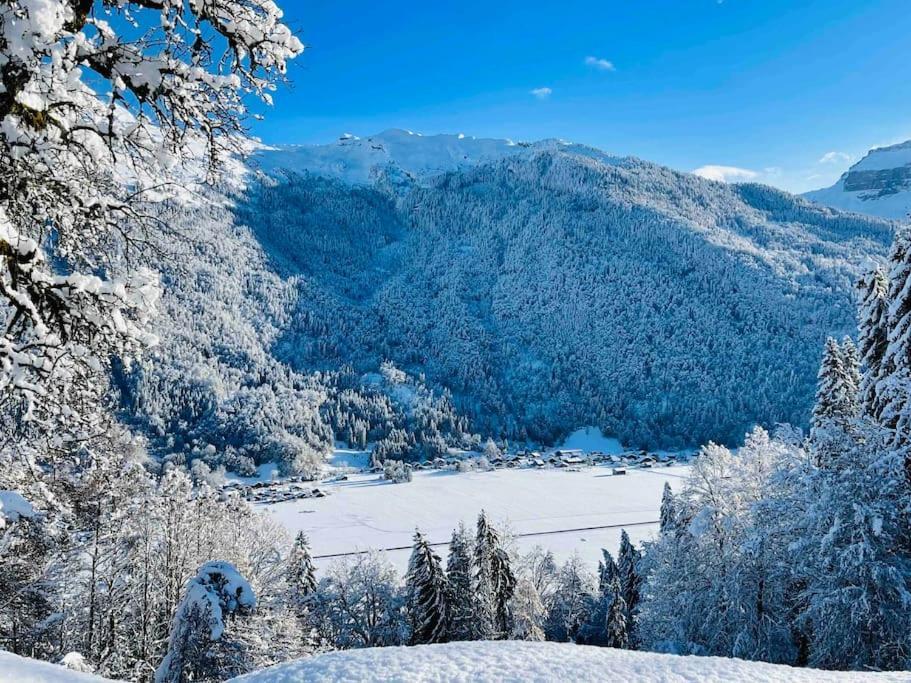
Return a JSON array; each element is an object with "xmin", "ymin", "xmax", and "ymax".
[
  {"xmin": 230, "ymin": 641, "xmax": 910, "ymax": 683},
  {"xmin": 260, "ymin": 461, "xmax": 688, "ymax": 572}
]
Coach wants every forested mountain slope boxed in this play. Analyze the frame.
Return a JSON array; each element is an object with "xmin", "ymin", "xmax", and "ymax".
[{"xmin": 231, "ymin": 133, "xmax": 893, "ymax": 449}]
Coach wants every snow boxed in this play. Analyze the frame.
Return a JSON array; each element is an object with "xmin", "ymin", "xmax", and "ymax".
[
  {"xmin": 804, "ymin": 140, "xmax": 911, "ymax": 219},
  {"xmin": 326, "ymin": 447, "xmax": 371, "ymax": 472},
  {"xmin": 556, "ymin": 426, "xmax": 625, "ymax": 454},
  {"xmin": 0, "ymin": 650, "xmax": 110, "ymax": 683},
  {"xmin": 0, "ymin": 489, "xmax": 36, "ymax": 528},
  {"xmin": 804, "ymin": 179, "xmax": 911, "ymax": 220},
  {"xmin": 254, "ymin": 129, "xmax": 578, "ymax": 185},
  {"xmin": 850, "ymin": 140, "xmax": 911, "ymax": 172},
  {"xmin": 229, "ymin": 640, "xmax": 908, "ymax": 683},
  {"xmin": 260, "ymin": 463, "xmax": 688, "ymax": 572},
  {"xmin": 225, "ymin": 461, "xmax": 280, "ymax": 485}
]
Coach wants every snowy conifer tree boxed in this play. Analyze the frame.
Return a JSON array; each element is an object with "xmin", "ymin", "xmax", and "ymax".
[
  {"xmin": 840, "ymin": 336, "xmax": 861, "ymax": 415},
  {"xmin": 659, "ymin": 482, "xmax": 677, "ymax": 535},
  {"xmin": 605, "ymin": 575, "xmax": 630, "ymax": 649},
  {"xmin": 491, "ymin": 546, "xmax": 517, "ymax": 638},
  {"xmin": 598, "ymin": 549, "xmax": 619, "ymax": 596},
  {"xmin": 617, "ymin": 530, "xmax": 642, "ymax": 645},
  {"xmin": 813, "ymin": 338, "xmax": 852, "ymax": 429},
  {"xmin": 472, "ymin": 510, "xmax": 500, "ymax": 640},
  {"xmin": 405, "ymin": 530, "xmax": 448, "ymax": 645},
  {"xmin": 444, "ymin": 523, "xmax": 474, "ymax": 642},
  {"xmin": 881, "ymin": 229, "xmax": 911, "ymax": 444},
  {"xmin": 286, "ymin": 532, "xmax": 318, "ymax": 635},
  {"xmin": 858, "ymin": 267, "xmax": 890, "ymax": 419}
]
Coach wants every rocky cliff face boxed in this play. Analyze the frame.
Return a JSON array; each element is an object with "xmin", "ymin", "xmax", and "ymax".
[{"xmin": 805, "ymin": 141, "xmax": 911, "ymax": 219}]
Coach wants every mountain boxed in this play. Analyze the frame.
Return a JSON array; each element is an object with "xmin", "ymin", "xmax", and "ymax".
[
  {"xmin": 253, "ymin": 129, "xmax": 583, "ymax": 185},
  {"xmin": 805, "ymin": 140, "xmax": 911, "ymax": 219},
  {"xmin": 226, "ymin": 132, "xmax": 892, "ymax": 450},
  {"xmin": 115, "ymin": 130, "xmax": 894, "ymax": 472}
]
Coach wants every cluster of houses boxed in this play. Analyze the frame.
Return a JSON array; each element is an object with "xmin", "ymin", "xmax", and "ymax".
[
  {"xmin": 382, "ymin": 448, "xmax": 682, "ymax": 475},
  {"xmin": 222, "ymin": 477, "xmax": 330, "ymax": 504},
  {"xmin": 223, "ymin": 448, "xmax": 685, "ymax": 501}
]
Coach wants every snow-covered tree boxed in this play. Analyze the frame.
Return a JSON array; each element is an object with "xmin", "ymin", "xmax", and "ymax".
[
  {"xmin": 508, "ymin": 577, "xmax": 546, "ymax": 641},
  {"xmin": 310, "ymin": 552, "xmax": 406, "ymax": 650},
  {"xmin": 881, "ymin": 229, "xmax": 911, "ymax": 443},
  {"xmin": 544, "ymin": 554, "xmax": 596, "ymax": 643},
  {"xmin": 286, "ymin": 531, "xmax": 317, "ymax": 631},
  {"xmin": 857, "ymin": 267, "xmax": 890, "ymax": 419},
  {"xmin": 472, "ymin": 511, "xmax": 498, "ymax": 640},
  {"xmin": 812, "ymin": 338, "xmax": 855, "ymax": 429},
  {"xmin": 444, "ymin": 523, "xmax": 474, "ymax": 642},
  {"xmin": 405, "ymin": 530, "xmax": 447, "ymax": 645},
  {"xmin": 0, "ymin": 0, "xmax": 302, "ymax": 441},
  {"xmin": 658, "ymin": 483, "xmax": 676, "ymax": 535},
  {"xmin": 472, "ymin": 510, "xmax": 514, "ymax": 640},
  {"xmin": 155, "ymin": 561, "xmax": 256, "ymax": 683},
  {"xmin": 616, "ymin": 530, "xmax": 642, "ymax": 644},
  {"xmin": 796, "ymin": 423, "xmax": 911, "ymax": 671},
  {"xmin": 604, "ymin": 575, "xmax": 629, "ymax": 650}
]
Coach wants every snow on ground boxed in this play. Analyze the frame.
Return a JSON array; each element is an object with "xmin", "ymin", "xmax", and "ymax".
[
  {"xmin": 260, "ymin": 462, "xmax": 688, "ymax": 572},
  {"xmin": 556, "ymin": 426, "xmax": 625, "ymax": 454},
  {"xmin": 226, "ymin": 461, "xmax": 280, "ymax": 486},
  {"xmin": 230, "ymin": 641, "xmax": 909, "ymax": 683},
  {"xmin": 325, "ymin": 446, "xmax": 371, "ymax": 473},
  {"xmin": 0, "ymin": 651, "xmax": 110, "ymax": 683}
]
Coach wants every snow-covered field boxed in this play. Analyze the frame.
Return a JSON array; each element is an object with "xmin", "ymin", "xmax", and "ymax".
[
  {"xmin": 261, "ymin": 458, "xmax": 688, "ymax": 572},
  {"xmin": 0, "ymin": 651, "xmax": 111, "ymax": 683},
  {"xmin": 231, "ymin": 641, "xmax": 909, "ymax": 683}
]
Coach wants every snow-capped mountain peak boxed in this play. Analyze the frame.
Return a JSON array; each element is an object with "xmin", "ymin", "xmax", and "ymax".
[
  {"xmin": 805, "ymin": 140, "xmax": 911, "ymax": 220},
  {"xmin": 253, "ymin": 129, "xmax": 577, "ymax": 185}
]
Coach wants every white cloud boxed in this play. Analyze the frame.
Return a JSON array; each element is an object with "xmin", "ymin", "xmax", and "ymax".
[
  {"xmin": 585, "ymin": 56, "xmax": 616, "ymax": 72},
  {"xmin": 693, "ymin": 165, "xmax": 760, "ymax": 183},
  {"xmin": 818, "ymin": 151, "xmax": 853, "ymax": 164},
  {"xmin": 530, "ymin": 87, "xmax": 552, "ymax": 99}
]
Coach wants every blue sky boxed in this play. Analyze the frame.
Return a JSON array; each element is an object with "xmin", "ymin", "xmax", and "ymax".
[{"xmin": 254, "ymin": 0, "xmax": 911, "ymax": 193}]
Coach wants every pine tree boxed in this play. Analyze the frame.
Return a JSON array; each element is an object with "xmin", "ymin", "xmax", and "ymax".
[
  {"xmin": 491, "ymin": 546, "xmax": 516, "ymax": 638},
  {"xmin": 605, "ymin": 575, "xmax": 629, "ymax": 649},
  {"xmin": 472, "ymin": 511, "xmax": 500, "ymax": 639},
  {"xmin": 658, "ymin": 482, "xmax": 677, "ymax": 535},
  {"xmin": 881, "ymin": 230, "xmax": 911, "ymax": 444},
  {"xmin": 812, "ymin": 337, "xmax": 854, "ymax": 429},
  {"xmin": 857, "ymin": 267, "xmax": 890, "ymax": 420},
  {"xmin": 840, "ymin": 336, "xmax": 861, "ymax": 418},
  {"xmin": 287, "ymin": 531, "xmax": 318, "ymax": 643},
  {"xmin": 444, "ymin": 524, "xmax": 474, "ymax": 642},
  {"xmin": 617, "ymin": 530, "xmax": 642, "ymax": 646},
  {"xmin": 405, "ymin": 530, "xmax": 448, "ymax": 645},
  {"xmin": 598, "ymin": 549, "xmax": 619, "ymax": 596}
]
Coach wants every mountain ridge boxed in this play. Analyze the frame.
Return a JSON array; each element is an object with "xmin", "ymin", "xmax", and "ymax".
[{"xmin": 805, "ymin": 139, "xmax": 911, "ymax": 219}]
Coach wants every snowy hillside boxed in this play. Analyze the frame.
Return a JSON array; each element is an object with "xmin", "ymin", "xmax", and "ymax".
[
  {"xmin": 113, "ymin": 130, "xmax": 897, "ymax": 474},
  {"xmin": 230, "ymin": 641, "xmax": 907, "ymax": 682},
  {"xmin": 237, "ymin": 135, "xmax": 893, "ymax": 449},
  {"xmin": 805, "ymin": 140, "xmax": 911, "ymax": 219},
  {"xmin": 0, "ymin": 650, "xmax": 110, "ymax": 683}
]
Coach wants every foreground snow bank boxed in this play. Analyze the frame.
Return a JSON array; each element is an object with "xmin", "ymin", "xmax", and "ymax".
[
  {"xmin": 0, "ymin": 651, "xmax": 110, "ymax": 683},
  {"xmin": 231, "ymin": 641, "xmax": 908, "ymax": 682}
]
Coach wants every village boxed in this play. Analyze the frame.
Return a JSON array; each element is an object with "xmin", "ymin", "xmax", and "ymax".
[{"xmin": 226, "ymin": 447, "xmax": 686, "ymax": 505}]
